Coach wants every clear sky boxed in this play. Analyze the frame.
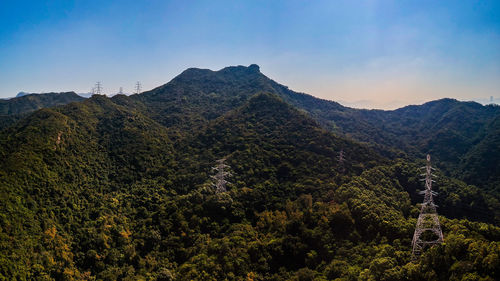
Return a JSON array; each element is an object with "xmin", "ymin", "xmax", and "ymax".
[{"xmin": 1, "ymin": 0, "xmax": 499, "ymax": 109}]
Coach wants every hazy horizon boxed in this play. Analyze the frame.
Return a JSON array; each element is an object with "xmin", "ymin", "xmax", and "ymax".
[{"xmin": 1, "ymin": 0, "xmax": 499, "ymax": 109}]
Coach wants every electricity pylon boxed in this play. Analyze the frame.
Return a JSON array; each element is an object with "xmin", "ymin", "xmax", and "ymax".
[
  {"xmin": 411, "ymin": 154, "xmax": 444, "ymax": 259},
  {"xmin": 338, "ymin": 149, "xmax": 346, "ymax": 174},
  {"xmin": 95, "ymin": 82, "xmax": 102, "ymax": 95},
  {"xmin": 135, "ymin": 81, "xmax": 142, "ymax": 94},
  {"xmin": 211, "ymin": 158, "xmax": 232, "ymax": 193}
]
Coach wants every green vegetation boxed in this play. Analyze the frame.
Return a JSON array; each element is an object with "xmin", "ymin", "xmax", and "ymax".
[
  {"xmin": 127, "ymin": 65, "xmax": 500, "ymax": 199},
  {"xmin": 0, "ymin": 92, "xmax": 85, "ymax": 130},
  {"xmin": 0, "ymin": 65, "xmax": 499, "ymax": 280}
]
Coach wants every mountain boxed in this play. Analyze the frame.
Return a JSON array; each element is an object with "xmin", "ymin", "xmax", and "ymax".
[
  {"xmin": 186, "ymin": 93, "xmax": 384, "ymax": 198},
  {"xmin": 0, "ymin": 94, "xmax": 175, "ymax": 279},
  {"xmin": 0, "ymin": 92, "xmax": 85, "ymax": 115},
  {"xmin": 126, "ymin": 64, "xmax": 500, "ymax": 199},
  {"xmin": 0, "ymin": 92, "xmax": 86, "ymax": 129},
  {"xmin": 351, "ymin": 99, "xmax": 500, "ymax": 169},
  {"xmin": 1, "ymin": 65, "xmax": 500, "ymax": 280},
  {"xmin": 0, "ymin": 92, "xmax": 384, "ymax": 279}
]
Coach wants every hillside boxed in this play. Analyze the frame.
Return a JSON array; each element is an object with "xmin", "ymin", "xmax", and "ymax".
[
  {"xmin": 127, "ymin": 65, "xmax": 500, "ymax": 199},
  {"xmin": 184, "ymin": 93, "xmax": 384, "ymax": 199},
  {"xmin": 0, "ymin": 92, "xmax": 380, "ymax": 279},
  {"xmin": 0, "ymin": 92, "xmax": 85, "ymax": 129},
  {"xmin": 352, "ymin": 100, "xmax": 500, "ymax": 178},
  {"xmin": 0, "ymin": 92, "xmax": 85, "ymax": 115},
  {"xmin": 459, "ymin": 115, "xmax": 500, "ymax": 194},
  {"xmin": 0, "ymin": 95, "xmax": 175, "ymax": 279}
]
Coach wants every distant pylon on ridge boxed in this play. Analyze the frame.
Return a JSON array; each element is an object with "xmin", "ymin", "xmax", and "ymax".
[
  {"xmin": 95, "ymin": 82, "xmax": 102, "ymax": 95},
  {"xmin": 119, "ymin": 87, "xmax": 123, "ymax": 95},
  {"xmin": 411, "ymin": 154, "xmax": 444, "ymax": 259},
  {"xmin": 135, "ymin": 81, "xmax": 142, "ymax": 94}
]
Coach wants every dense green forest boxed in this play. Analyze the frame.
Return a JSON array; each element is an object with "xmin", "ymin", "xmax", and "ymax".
[
  {"xmin": 125, "ymin": 65, "xmax": 500, "ymax": 197},
  {"xmin": 0, "ymin": 92, "xmax": 85, "ymax": 130},
  {"xmin": 1, "ymin": 65, "xmax": 499, "ymax": 280}
]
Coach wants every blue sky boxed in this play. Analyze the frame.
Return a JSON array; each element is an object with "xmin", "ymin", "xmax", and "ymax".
[{"xmin": 0, "ymin": 0, "xmax": 499, "ymax": 109}]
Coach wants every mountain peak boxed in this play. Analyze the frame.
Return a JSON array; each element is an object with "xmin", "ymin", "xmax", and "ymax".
[
  {"xmin": 248, "ymin": 64, "xmax": 260, "ymax": 72},
  {"xmin": 172, "ymin": 64, "xmax": 261, "ymax": 83},
  {"xmin": 218, "ymin": 64, "xmax": 261, "ymax": 75}
]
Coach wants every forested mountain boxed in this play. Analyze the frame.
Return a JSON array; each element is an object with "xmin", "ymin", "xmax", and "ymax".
[
  {"xmin": 458, "ymin": 115, "xmax": 500, "ymax": 194},
  {"xmin": 127, "ymin": 65, "xmax": 500, "ymax": 201},
  {"xmin": 0, "ymin": 92, "xmax": 85, "ymax": 115},
  {"xmin": 0, "ymin": 92, "xmax": 85, "ymax": 129},
  {"xmin": 351, "ymin": 100, "xmax": 500, "ymax": 193},
  {"xmin": 1, "ymin": 65, "xmax": 500, "ymax": 280}
]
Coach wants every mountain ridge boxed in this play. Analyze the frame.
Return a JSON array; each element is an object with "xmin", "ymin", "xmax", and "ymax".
[
  {"xmin": 0, "ymin": 91, "xmax": 86, "ymax": 129},
  {"xmin": 0, "ymin": 91, "xmax": 85, "ymax": 115},
  {"xmin": 2, "ymin": 65, "xmax": 499, "ymax": 195},
  {"xmin": 122, "ymin": 65, "xmax": 500, "ymax": 195}
]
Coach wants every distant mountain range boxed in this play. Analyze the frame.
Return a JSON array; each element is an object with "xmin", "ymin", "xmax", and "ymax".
[
  {"xmin": 8, "ymin": 91, "xmax": 126, "ymax": 99},
  {"xmin": 338, "ymin": 98, "xmax": 499, "ymax": 109},
  {"xmin": 0, "ymin": 92, "xmax": 85, "ymax": 129},
  {"xmin": 1, "ymin": 92, "xmax": 84, "ymax": 114}
]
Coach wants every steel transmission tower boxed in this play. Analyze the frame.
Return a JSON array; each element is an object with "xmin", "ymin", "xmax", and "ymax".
[
  {"xmin": 211, "ymin": 158, "xmax": 232, "ymax": 193},
  {"xmin": 338, "ymin": 149, "xmax": 346, "ymax": 173},
  {"xmin": 95, "ymin": 82, "xmax": 102, "ymax": 95},
  {"xmin": 411, "ymin": 154, "xmax": 444, "ymax": 259},
  {"xmin": 135, "ymin": 81, "xmax": 142, "ymax": 94}
]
